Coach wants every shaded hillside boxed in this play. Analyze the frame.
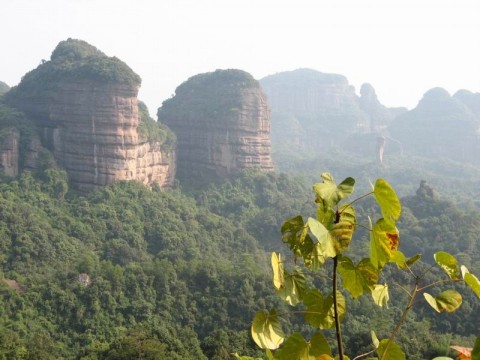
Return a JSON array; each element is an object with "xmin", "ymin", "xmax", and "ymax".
[
  {"xmin": 260, "ymin": 68, "xmax": 403, "ymax": 160},
  {"xmin": 158, "ymin": 69, "xmax": 273, "ymax": 184},
  {"xmin": 4, "ymin": 39, "xmax": 176, "ymax": 193},
  {"xmin": 388, "ymin": 87, "xmax": 480, "ymax": 163}
]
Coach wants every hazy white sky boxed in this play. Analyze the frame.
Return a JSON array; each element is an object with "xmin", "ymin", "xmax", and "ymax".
[{"xmin": 2, "ymin": 0, "xmax": 479, "ymax": 111}]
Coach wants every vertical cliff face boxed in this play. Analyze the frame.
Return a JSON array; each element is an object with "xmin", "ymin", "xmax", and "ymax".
[
  {"xmin": 158, "ymin": 69, "xmax": 274, "ymax": 183},
  {"xmin": 260, "ymin": 69, "xmax": 369, "ymax": 156},
  {"xmin": 6, "ymin": 39, "xmax": 175, "ymax": 192},
  {"xmin": 260, "ymin": 69, "xmax": 406, "ymax": 161}
]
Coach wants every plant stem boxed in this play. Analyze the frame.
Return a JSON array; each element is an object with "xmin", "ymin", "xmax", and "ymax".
[
  {"xmin": 333, "ymin": 256, "xmax": 345, "ymax": 360},
  {"xmin": 379, "ymin": 281, "xmax": 418, "ymax": 360}
]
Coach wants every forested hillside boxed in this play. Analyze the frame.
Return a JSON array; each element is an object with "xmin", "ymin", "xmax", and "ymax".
[{"xmin": 0, "ymin": 167, "xmax": 478, "ymax": 359}]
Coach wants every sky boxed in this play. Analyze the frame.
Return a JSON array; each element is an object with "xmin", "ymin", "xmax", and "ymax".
[{"xmin": 1, "ymin": 0, "xmax": 479, "ymax": 112}]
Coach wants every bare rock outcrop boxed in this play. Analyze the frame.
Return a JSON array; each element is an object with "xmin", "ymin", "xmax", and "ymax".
[
  {"xmin": 0, "ymin": 128, "xmax": 20, "ymax": 177},
  {"xmin": 6, "ymin": 39, "xmax": 175, "ymax": 192},
  {"xmin": 158, "ymin": 69, "xmax": 274, "ymax": 182}
]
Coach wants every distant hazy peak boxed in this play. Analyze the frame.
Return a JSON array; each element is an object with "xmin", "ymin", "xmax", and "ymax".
[
  {"xmin": 0, "ymin": 80, "xmax": 9, "ymax": 95},
  {"xmin": 261, "ymin": 68, "xmax": 348, "ymax": 86}
]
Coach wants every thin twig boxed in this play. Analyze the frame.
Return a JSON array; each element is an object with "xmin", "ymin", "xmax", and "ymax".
[
  {"xmin": 333, "ymin": 256, "xmax": 345, "ymax": 360},
  {"xmin": 352, "ymin": 348, "xmax": 377, "ymax": 360},
  {"xmin": 417, "ymin": 278, "xmax": 462, "ymax": 292}
]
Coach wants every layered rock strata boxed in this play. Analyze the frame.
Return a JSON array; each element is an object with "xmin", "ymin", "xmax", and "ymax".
[
  {"xmin": 158, "ymin": 69, "xmax": 274, "ymax": 182},
  {"xmin": 6, "ymin": 39, "xmax": 175, "ymax": 192}
]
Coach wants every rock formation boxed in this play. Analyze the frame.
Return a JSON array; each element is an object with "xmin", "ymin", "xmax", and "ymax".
[
  {"xmin": 388, "ymin": 87, "xmax": 480, "ymax": 163},
  {"xmin": 5, "ymin": 39, "xmax": 175, "ymax": 192},
  {"xmin": 0, "ymin": 128, "xmax": 19, "ymax": 177},
  {"xmin": 260, "ymin": 68, "xmax": 402, "ymax": 159},
  {"xmin": 158, "ymin": 69, "xmax": 274, "ymax": 182}
]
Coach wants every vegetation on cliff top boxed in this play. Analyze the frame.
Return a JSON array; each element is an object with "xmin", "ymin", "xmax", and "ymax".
[
  {"xmin": 6, "ymin": 38, "xmax": 141, "ymax": 100},
  {"xmin": 158, "ymin": 69, "xmax": 259, "ymax": 123}
]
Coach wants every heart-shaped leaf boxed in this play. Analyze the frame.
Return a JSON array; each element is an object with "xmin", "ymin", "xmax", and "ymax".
[{"xmin": 251, "ymin": 308, "xmax": 285, "ymax": 350}]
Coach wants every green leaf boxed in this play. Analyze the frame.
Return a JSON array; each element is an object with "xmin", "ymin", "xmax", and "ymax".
[
  {"xmin": 274, "ymin": 332, "xmax": 332, "ymax": 360},
  {"xmin": 391, "ymin": 251, "xmax": 407, "ymax": 269},
  {"xmin": 461, "ymin": 265, "xmax": 480, "ymax": 299},
  {"xmin": 251, "ymin": 309, "xmax": 285, "ymax": 350},
  {"xmin": 276, "ymin": 268, "xmax": 307, "ymax": 306},
  {"xmin": 272, "ymin": 252, "xmax": 284, "ymax": 291},
  {"xmin": 423, "ymin": 290, "xmax": 462, "ymax": 313},
  {"xmin": 304, "ymin": 289, "xmax": 346, "ymax": 329},
  {"xmin": 373, "ymin": 179, "xmax": 401, "ymax": 224},
  {"xmin": 338, "ymin": 256, "xmax": 379, "ymax": 299},
  {"xmin": 371, "ymin": 330, "xmax": 380, "ymax": 349},
  {"xmin": 372, "ymin": 284, "xmax": 389, "ymax": 307},
  {"xmin": 330, "ymin": 205, "xmax": 356, "ymax": 253},
  {"xmin": 377, "ymin": 339, "xmax": 406, "ymax": 360},
  {"xmin": 307, "ymin": 217, "xmax": 336, "ymax": 259},
  {"xmin": 434, "ymin": 251, "xmax": 460, "ymax": 279},
  {"xmin": 281, "ymin": 215, "xmax": 306, "ymax": 256},
  {"xmin": 316, "ymin": 201, "xmax": 335, "ymax": 228},
  {"xmin": 405, "ymin": 254, "xmax": 422, "ymax": 267},
  {"xmin": 370, "ymin": 219, "xmax": 400, "ymax": 269},
  {"xmin": 313, "ymin": 173, "xmax": 355, "ymax": 208},
  {"xmin": 431, "ymin": 357, "xmax": 454, "ymax": 360}
]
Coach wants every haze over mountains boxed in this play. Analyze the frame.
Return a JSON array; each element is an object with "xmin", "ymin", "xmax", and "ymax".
[
  {"xmin": 2, "ymin": 39, "xmax": 480, "ymax": 190},
  {"xmin": 0, "ymin": 38, "xmax": 480, "ymax": 359}
]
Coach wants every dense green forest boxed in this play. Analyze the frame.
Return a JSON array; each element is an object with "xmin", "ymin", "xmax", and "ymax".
[{"xmin": 0, "ymin": 164, "xmax": 478, "ymax": 358}]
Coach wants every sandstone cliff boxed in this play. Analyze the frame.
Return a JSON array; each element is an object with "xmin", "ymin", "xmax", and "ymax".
[
  {"xmin": 158, "ymin": 69, "xmax": 274, "ymax": 182},
  {"xmin": 260, "ymin": 69, "xmax": 404, "ymax": 161},
  {"xmin": 5, "ymin": 39, "xmax": 175, "ymax": 192}
]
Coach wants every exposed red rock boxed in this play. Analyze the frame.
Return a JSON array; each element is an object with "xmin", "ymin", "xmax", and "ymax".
[{"xmin": 158, "ymin": 69, "xmax": 274, "ymax": 182}]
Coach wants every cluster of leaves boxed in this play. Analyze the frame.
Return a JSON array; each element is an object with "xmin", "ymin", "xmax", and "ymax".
[{"xmin": 243, "ymin": 173, "xmax": 480, "ymax": 360}]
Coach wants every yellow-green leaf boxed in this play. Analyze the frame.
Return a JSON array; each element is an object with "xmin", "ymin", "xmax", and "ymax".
[
  {"xmin": 434, "ymin": 251, "xmax": 460, "ymax": 279},
  {"xmin": 281, "ymin": 215, "xmax": 306, "ymax": 256},
  {"xmin": 274, "ymin": 332, "xmax": 332, "ymax": 360},
  {"xmin": 330, "ymin": 205, "xmax": 356, "ymax": 253},
  {"xmin": 275, "ymin": 268, "xmax": 307, "ymax": 306},
  {"xmin": 371, "ymin": 330, "xmax": 380, "ymax": 349},
  {"xmin": 391, "ymin": 251, "xmax": 407, "ymax": 269},
  {"xmin": 377, "ymin": 339, "xmax": 406, "ymax": 360},
  {"xmin": 373, "ymin": 179, "xmax": 401, "ymax": 224},
  {"xmin": 271, "ymin": 252, "xmax": 284, "ymax": 291},
  {"xmin": 424, "ymin": 290, "xmax": 462, "ymax": 313},
  {"xmin": 304, "ymin": 289, "xmax": 346, "ymax": 329},
  {"xmin": 372, "ymin": 284, "xmax": 389, "ymax": 307},
  {"xmin": 370, "ymin": 219, "xmax": 400, "ymax": 269},
  {"xmin": 251, "ymin": 309, "xmax": 285, "ymax": 350},
  {"xmin": 313, "ymin": 173, "xmax": 355, "ymax": 209},
  {"xmin": 338, "ymin": 256, "xmax": 379, "ymax": 299},
  {"xmin": 461, "ymin": 265, "xmax": 480, "ymax": 299},
  {"xmin": 307, "ymin": 217, "xmax": 336, "ymax": 259}
]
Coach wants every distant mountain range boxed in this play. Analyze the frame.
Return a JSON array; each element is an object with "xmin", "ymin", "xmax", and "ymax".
[{"xmin": 2, "ymin": 40, "xmax": 480, "ymax": 190}]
